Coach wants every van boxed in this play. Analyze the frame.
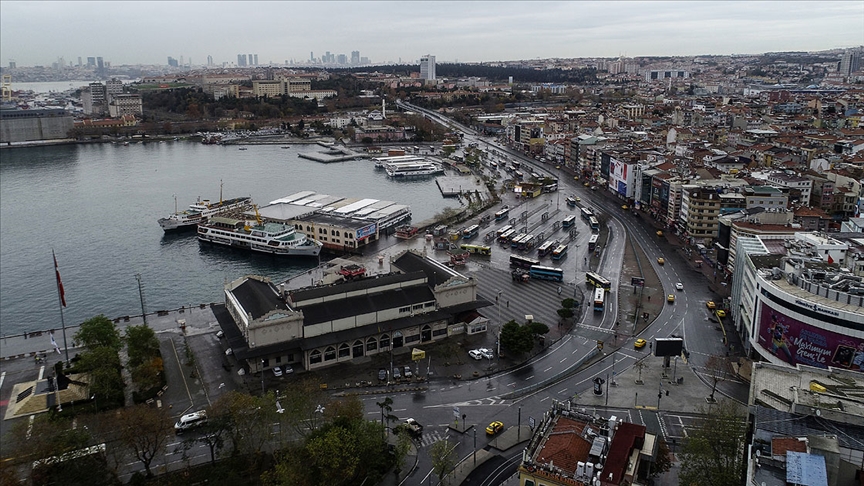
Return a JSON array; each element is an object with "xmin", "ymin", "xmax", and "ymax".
[{"xmin": 174, "ymin": 410, "xmax": 207, "ymax": 433}]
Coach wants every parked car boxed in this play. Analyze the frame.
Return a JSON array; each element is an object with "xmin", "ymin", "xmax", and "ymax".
[
  {"xmin": 468, "ymin": 349, "xmax": 483, "ymax": 360},
  {"xmin": 283, "ymin": 365, "xmax": 294, "ymax": 374},
  {"xmin": 175, "ymin": 410, "xmax": 207, "ymax": 434},
  {"xmin": 216, "ymin": 330, "xmax": 224, "ymax": 339},
  {"xmin": 225, "ymin": 348, "xmax": 233, "ymax": 356},
  {"xmin": 271, "ymin": 366, "xmax": 283, "ymax": 377},
  {"xmin": 392, "ymin": 367, "xmax": 401, "ymax": 380},
  {"xmin": 706, "ymin": 301, "xmax": 716, "ymax": 309},
  {"xmin": 478, "ymin": 348, "xmax": 494, "ymax": 359},
  {"xmin": 486, "ymin": 421, "xmax": 504, "ymax": 435},
  {"xmin": 403, "ymin": 366, "xmax": 413, "ymax": 378},
  {"xmin": 378, "ymin": 368, "xmax": 388, "ymax": 381},
  {"xmin": 716, "ymin": 310, "xmax": 727, "ymax": 318}
]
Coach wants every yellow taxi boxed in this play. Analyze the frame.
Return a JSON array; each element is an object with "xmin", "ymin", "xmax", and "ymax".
[
  {"xmin": 716, "ymin": 310, "xmax": 727, "ymax": 318},
  {"xmin": 486, "ymin": 421, "xmax": 504, "ymax": 435},
  {"xmin": 656, "ymin": 231, "xmax": 664, "ymax": 237},
  {"xmin": 634, "ymin": 338, "xmax": 647, "ymax": 349},
  {"xmin": 706, "ymin": 301, "xmax": 716, "ymax": 309},
  {"xmin": 621, "ymin": 205, "xmax": 629, "ymax": 210},
  {"xmin": 657, "ymin": 257, "xmax": 665, "ymax": 265},
  {"xmin": 667, "ymin": 294, "xmax": 675, "ymax": 303}
]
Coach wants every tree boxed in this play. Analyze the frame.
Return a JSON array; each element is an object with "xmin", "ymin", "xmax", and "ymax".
[
  {"xmin": 678, "ymin": 400, "xmax": 747, "ymax": 486},
  {"xmin": 187, "ymin": 413, "xmax": 230, "ymax": 465},
  {"xmin": 77, "ymin": 345, "xmax": 124, "ymax": 407},
  {"xmin": 650, "ymin": 439, "xmax": 673, "ymax": 478},
  {"xmin": 429, "ymin": 437, "xmax": 457, "ymax": 485},
  {"xmin": 74, "ymin": 315, "xmax": 122, "ymax": 351},
  {"xmin": 375, "ymin": 397, "xmax": 399, "ymax": 438},
  {"xmin": 212, "ymin": 391, "xmax": 272, "ymax": 456},
  {"xmin": 499, "ymin": 320, "xmax": 534, "ymax": 355},
  {"xmin": 704, "ymin": 355, "xmax": 732, "ymax": 403},
  {"xmin": 277, "ymin": 379, "xmax": 330, "ymax": 441},
  {"xmin": 125, "ymin": 324, "xmax": 159, "ymax": 367},
  {"xmin": 527, "ymin": 321, "xmax": 550, "ymax": 336},
  {"xmin": 118, "ymin": 404, "xmax": 173, "ymax": 477}
]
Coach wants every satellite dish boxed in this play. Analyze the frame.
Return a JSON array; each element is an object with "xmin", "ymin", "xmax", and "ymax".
[{"xmin": 816, "ymin": 409, "xmax": 821, "ymax": 417}]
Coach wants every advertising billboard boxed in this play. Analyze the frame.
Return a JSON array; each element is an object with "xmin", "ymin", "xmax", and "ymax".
[
  {"xmin": 757, "ymin": 302, "xmax": 864, "ymax": 372},
  {"xmin": 356, "ymin": 223, "xmax": 377, "ymax": 240}
]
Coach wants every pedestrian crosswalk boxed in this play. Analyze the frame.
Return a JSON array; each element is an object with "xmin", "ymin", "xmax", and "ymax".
[{"xmin": 417, "ymin": 428, "xmax": 448, "ymax": 448}]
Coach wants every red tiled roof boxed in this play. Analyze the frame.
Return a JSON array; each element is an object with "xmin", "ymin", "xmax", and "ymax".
[
  {"xmin": 534, "ymin": 416, "xmax": 592, "ymax": 476},
  {"xmin": 772, "ymin": 437, "xmax": 807, "ymax": 456},
  {"xmin": 600, "ymin": 422, "xmax": 645, "ymax": 486}
]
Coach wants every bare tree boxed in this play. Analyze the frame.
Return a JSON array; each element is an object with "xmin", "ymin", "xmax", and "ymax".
[
  {"xmin": 430, "ymin": 438, "xmax": 458, "ymax": 486},
  {"xmin": 118, "ymin": 404, "xmax": 173, "ymax": 477},
  {"xmin": 704, "ymin": 355, "xmax": 732, "ymax": 403}
]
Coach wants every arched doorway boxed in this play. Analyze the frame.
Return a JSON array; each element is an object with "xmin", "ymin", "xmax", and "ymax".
[
  {"xmin": 352, "ymin": 340, "xmax": 364, "ymax": 358},
  {"xmin": 392, "ymin": 331, "xmax": 404, "ymax": 349},
  {"xmin": 421, "ymin": 325, "xmax": 432, "ymax": 342}
]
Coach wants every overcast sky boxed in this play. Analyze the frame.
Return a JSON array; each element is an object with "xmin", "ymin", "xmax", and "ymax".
[{"xmin": 1, "ymin": 1, "xmax": 862, "ymax": 67}]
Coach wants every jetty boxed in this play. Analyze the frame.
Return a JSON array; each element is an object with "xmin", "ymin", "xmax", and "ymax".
[{"xmin": 298, "ymin": 146, "xmax": 369, "ymax": 163}]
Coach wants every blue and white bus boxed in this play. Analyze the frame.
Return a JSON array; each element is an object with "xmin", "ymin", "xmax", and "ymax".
[
  {"xmin": 562, "ymin": 215, "xmax": 576, "ymax": 228},
  {"xmin": 496, "ymin": 224, "xmax": 514, "ymax": 237},
  {"xmin": 462, "ymin": 225, "xmax": 480, "ymax": 239},
  {"xmin": 588, "ymin": 216, "xmax": 600, "ymax": 232},
  {"xmin": 529, "ymin": 265, "xmax": 564, "ymax": 282},
  {"xmin": 588, "ymin": 234, "xmax": 599, "ymax": 251},
  {"xmin": 593, "ymin": 287, "xmax": 605, "ymax": 312},
  {"xmin": 537, "ymin": 239, "xmax": 558, "ymax": 258},
  {"xmin": 494, "ymin": 207, "xmax": 510, "ymax": 221},
  {"xmin": 510, "ymin": 254, "xmax": 540, "ymax": 269},
  {"xmin": 580, "ymin": 207, "xmax": 594, "ymax": 221},
  {"xmin": 510, "ymin": 233, "xmax": 528, "ymax": 248},
  {"xmin": 498, "ymin": 228, "xmax": 516, "ymax": 243},
  {"xmin": 551, "ymin": 244, "xmax": 568, "ymax": 260}
]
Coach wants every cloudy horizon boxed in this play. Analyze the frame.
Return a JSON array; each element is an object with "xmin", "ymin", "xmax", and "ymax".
[{"xmin": 1, "ymin": 1, "xmax": 862, "ymax": 67}]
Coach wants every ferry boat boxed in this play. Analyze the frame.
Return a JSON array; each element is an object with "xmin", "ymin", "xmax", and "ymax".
[
  {"xmin": 197, "ymin": 216, "xmax": 322, "ymax": 257},
  {"xmin": 158, "ymin": 195, "xmax": 252, "ymax": 232},
  {"xmin": 385, "ymin": 161, "xmax": 444, "ymax": 178}
]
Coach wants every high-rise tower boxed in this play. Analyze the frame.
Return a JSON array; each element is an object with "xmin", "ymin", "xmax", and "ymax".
[{"xmin": 420, "ymin": 55, "xmax": 436, "ymax": 81}]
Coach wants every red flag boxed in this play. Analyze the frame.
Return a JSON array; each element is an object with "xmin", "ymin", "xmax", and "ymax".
[
  {"xmin": 827, "ymin": 254, "xmax": 835, "ymax": 264},
  {"xmin": 53, "ymin": 251, "xmax": 66, "ymax": 307}
]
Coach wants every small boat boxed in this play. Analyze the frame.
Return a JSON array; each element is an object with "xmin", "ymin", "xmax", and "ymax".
[{"xmin": 238, "ymin": 147, "xmax": 248, "ymax": 151}]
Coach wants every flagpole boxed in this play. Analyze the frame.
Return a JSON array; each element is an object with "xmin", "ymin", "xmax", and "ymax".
[{"xmin": 53, "ymin": 250, "xmax": 70, "ymax": 364}]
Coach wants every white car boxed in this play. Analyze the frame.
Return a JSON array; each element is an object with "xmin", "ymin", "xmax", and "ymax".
[
  {"xmin": 468, "ymin": 349, "xmax": 483, "ymax": 360},
  {"xmin": 478, "ymin": 348, "xmax": 494, "ymax": 359},
  {"xmin": 675, "ymin": 282, "xmax": 684, "ymax": 291},
  {"xmin": 272, "ymin": 366, "xmax": 283, "ymax": 377}
]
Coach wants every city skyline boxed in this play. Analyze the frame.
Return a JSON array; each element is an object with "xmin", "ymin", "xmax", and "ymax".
[{"xmin": 1, "ymin": 1, "xmax": 862, "ymax": 67}]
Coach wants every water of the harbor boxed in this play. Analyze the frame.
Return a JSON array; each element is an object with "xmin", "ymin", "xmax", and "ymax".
[{"xmin": 0, "ymin": 142, "xmax": 460, "ymax": 336}]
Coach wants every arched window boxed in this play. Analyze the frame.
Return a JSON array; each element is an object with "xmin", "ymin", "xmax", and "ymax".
[
  {"xmin": 380, "ymin": 334, "xmax": 390, "ymax": 349},
  {"xmin": 324, "ymin": 346, "xmax": 336, "ymax": 361},
  {"xmin": 366, "ymin": 337, "xmax": 378, "ymax": 352},
  {"xmin": 310, "ymin": 349, "xmax": 322, "ymax": 364},
  {"xmin": 338, "ymin": 343, "xmax": 350, "ymax": 358},
  {"xmin": 352, "ymin": 340, "xmax": 364, "ymax": 357}
]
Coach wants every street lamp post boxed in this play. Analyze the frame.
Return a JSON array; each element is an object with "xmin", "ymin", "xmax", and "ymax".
[{"xmin": 261, "ymin": 359, "xmax": 265, "ymax": 396}]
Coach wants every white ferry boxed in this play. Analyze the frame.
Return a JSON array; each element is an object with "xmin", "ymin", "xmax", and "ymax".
[
  {"xmin": 384, "ymin": 161, "xmax": 444, "ymax": 178},
  {"xmin": 197, "ymin": 216, "xmax": 322, "ymax": 257},
  {"xmin": 158, "ymin": 195, "xmax": 252, "ymax": 231}
]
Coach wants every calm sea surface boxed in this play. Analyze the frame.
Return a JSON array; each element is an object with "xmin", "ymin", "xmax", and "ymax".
[{"xmin": 0, "ymin": 142, "xmax": 459, "ymax": 335}]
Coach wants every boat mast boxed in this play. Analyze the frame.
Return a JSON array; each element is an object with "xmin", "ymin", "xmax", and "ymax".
[
  {"xmin": 173, "ymin": 194, "xmax": 177, "ymax": 214},
  {"xmin": 220, "ymin": 179, "xmax": 223, "ymax": 204}
]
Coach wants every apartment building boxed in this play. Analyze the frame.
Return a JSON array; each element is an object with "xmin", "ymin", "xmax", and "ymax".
[
  {"xmin": 680, "ymin": 186, "xmax": 721, "ymax": 244},
  {"xmin": 767, "ymin": 171, "xmax": 813, "ymax": 205},
  {"xmin": 107, "ymin": 93, "xmax": 143, "ymax": 118}
]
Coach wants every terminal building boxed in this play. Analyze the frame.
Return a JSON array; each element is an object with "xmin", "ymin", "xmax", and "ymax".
[
  {"xmin": 731, "ymin": 232, "xmax": 864, "ymax": 370},
  {"xmin": 216, "ymin": 249, "xmax": 491, "ymax": 374},
  {"xmin": 0, "ymin": 107, "xmax": 74, "ymax": 143}
]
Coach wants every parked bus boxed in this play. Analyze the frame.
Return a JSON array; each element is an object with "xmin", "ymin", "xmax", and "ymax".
[
  {"xmin": 588, "ymin": 216, "xmax": 600, "ymax": 232},
  {"xmin": 462, "ymin": 225, "xmax": 480, "ymax": 240},
  {"xmin": 593, "ymin": 287, "xmax": 605, "ymax": 312},
  {"xmin": 586, "ymin": 271, "xmax": 612, "ymax": 290},
  {"xmin": 588, "ymin": 234, "xmax": 599, "ymax": 251},
  {"xmin": 496, "ymin": 225, "xmax": 514, "ymax": 237},
  {"xmin": 537, "ymin": 239, "xmax": 558, "ymax": 258},
  {"xmin": 543, "ymin": 183, "xmax": 558, "ymax": 193},
  {"xmin": 551, "ymin": 244, "xmax": 568, "ymax": 260},
  {"xmin": 514, "ymin": 171, "xmax": 524, "ymax": 180},
  {"xmin": 460, "ymin": 244, "xmax": 491, "ymax": 256},
  {"xmin": 518, "ymin": 234, "xmax": 535, "ymax": 251},
  {"xmin": 494, "ymin": 208, "xmax": 510, "ymax": 221},
  {"xmin": 562, "ymin": 215, "xmax": 576, "ymax": 228},
  {"xmin": 510, "ymin": 254, "xmax": 540, "ymax": 269},
  {"xmin": 512, "ymin": 161, "xmax": 521, "ymax": 170},
  {"xmin": 498, "ymin": 229, "xmax": 516, "ymax": 243},
  {"xmin": 510, "ymin": 233, "xmax": 528, "ymax": 248},
  {"xmin": 580, "ymin": 207, "xmax": 594, "ymax": 221},
  {"xmin": 529, "ymin": 265, "xmax": 564, "ymax": 282}
]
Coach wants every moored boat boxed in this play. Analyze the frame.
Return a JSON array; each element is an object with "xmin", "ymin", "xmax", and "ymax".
[
  {"xmin": 197, "ymin": 216, "xmax": 322, "ymax": 257},
  {"xmin": 158, "ymin": 195, "xmax": 252, "ymax": 231}
]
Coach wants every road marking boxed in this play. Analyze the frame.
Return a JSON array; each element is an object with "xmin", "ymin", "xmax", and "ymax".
[
  {"xmin": 540, "ymin": 396, "xmax": 550, "ymax": 402},
  {"xmin": 393, "ymin": 408, "xmax": 406, "ymax": 412},
  {"xmin": 560, "ymin": 357, "xmax": 568, "ymax": 363},
  {"xmin": 38, "ymin": 366, "xmax": 45, "ymax": 380},
  {"xmin": 558, "ymin": 388, "xmax": 568, "ymax": 394},
  {"xmin": 525, "ymin": 375, "xmax": 534, "ymax": 380},
  {"xmin": 0, "ymin": 371, "xmax": 5, "ymax": 390},
  {"xmin": 543, "ymin": 367, "xmax": 553, "ymax": 372},
  {"xmin": 507, "ymin": 382, "xmax": 516, "ymax": 387}
]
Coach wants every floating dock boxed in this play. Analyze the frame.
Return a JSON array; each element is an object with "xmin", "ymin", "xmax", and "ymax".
[{"xmin": 298, "ymin": 146, "xmax": 369, "ymax": 163}]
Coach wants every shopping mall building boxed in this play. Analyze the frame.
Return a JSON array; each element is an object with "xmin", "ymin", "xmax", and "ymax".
[{"xmin": 731, "ymin": 232, "xmax": 864, "ymax": 371}]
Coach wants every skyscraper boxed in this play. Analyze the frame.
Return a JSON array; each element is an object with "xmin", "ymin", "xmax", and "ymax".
[
  {"xmin": 238, "ymin": 54, "xmax": 247, "ymax": 66},
  {"xmin": 840, "ymin": 49, "xmax": 861, "ymax": 76},
  {"xmin": 254, "ymin": 54, "xmax": 258, "ymax": 66},
  {"xmin": 351, "ymin": 51, "xmax": 360, "ymax": 65},
  {"xmin": 420, "ymin": 55, "xmax": 436, "ymax": 81},
  {"xmin": 207, "ymin": 55, "xmax": 213, "ymax": 67},
  {"xmin": 248, "ymin": 53, "xmax": 253, "ymax": 66}
]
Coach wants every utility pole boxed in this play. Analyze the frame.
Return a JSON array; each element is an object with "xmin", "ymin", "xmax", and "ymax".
[
  {"xmin": 517, "ymin": 405, "xmax": 522, "ymax": 442},
  {"xmin": 135, "ymin": 273, "xmax": 148, "ymax": 326}
]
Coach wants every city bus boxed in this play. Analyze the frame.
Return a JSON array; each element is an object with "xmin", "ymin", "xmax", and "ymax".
[
  {"xmin": 562, "ymin": 215, "xmax": 576, "ymax": 228},
  {"xmin": 588, "ymin": 216, "xmax": 600, "ymax": 232},
  {"xmin": 514, "ymin": 171, "xmax": 524, "ymax": 180},
  {"xmin": 462, "ymin": 225, "xmax": 480, "ymax": 240},
  {"xmin": 498, "ymin": 229, "xmax": 516, "ymax": 243},
  {"xmin": 580, "ymin": 207, "xmax": 594, "ymax": 221},
  {"xmin": 586, "ymin": 271, "xmax": 612, "ymax": 290},
  {"xmin": 551, "ymin": 244, "xmax": 568, "ymax": 260},
  {"xmin": 510, "ymin": 233, "xmax": 528, "ymax": 248},
  {"xmin": 460, "ymin": 244, "xmax": 491, "ymax": 256},
  {"xmin": 512, "ymin": 160, "xmax": 521, "ymax": 170},
  {"xmin": 593, "ymin": 287, "xmax": 605, "ymax": 312},
  {"xmin": 517, "ymin": 234, "xmax": 535, "ymax": 251},
  {"xmin": 567, "ymin": 196, "xmax": 577, "ymax": 208},
  {"xmin": 510, "ymin": 254, "xmax": 540, "ymax": 269},
  {"xmin": 494, "ymin": 208, "xmax": 510, "ymax": 221},
  {"xmin": 496, "ymin": 224, "xmax": 514, "ymax": 237},
  {"xmin": 543, "ymin": 183, "xmax": 558, "ymax": 193},
  {"xmin": 537, "ymin": 239, "xmax": 558, "ymax": 258},
  {"xmin": 529, "ymin": 265, "xmax": 564, "ymax": 282},
  {"xmin": 588, "ymin": 234, "xmax": 599, "ymax": 251}
]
